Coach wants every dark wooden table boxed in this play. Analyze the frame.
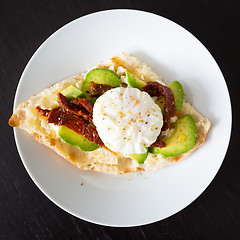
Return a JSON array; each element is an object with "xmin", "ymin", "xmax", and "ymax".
[{"xmin": 1, "ymin": 1, "xmax": 239, "ymax": 239}]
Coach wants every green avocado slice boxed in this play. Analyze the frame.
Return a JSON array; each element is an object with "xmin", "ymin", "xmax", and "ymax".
[
  {"xmin": 168, "ymin": 81, "xmax": 184, "ymax": 112},
  {"xmin": 54, "ymin": 85, "xmax": 85, "ymax": 101},
  {"xmin": 155, "ymin": 96, "xmax": 165, "ymax": 114},
  {"xmin": 126, "ymin": 71, "xmax": 146, "ymax": 89},
  {"xmin": 155, "ymin": 80, "xmax": 184, "ymax": 114},
  {"xmin": 129, "ymin": 148, "xmax": 148, "ymax": 164},
  {"xmin": 81, "ymin": 68, "xmax": 121, "ymax": 99},
  {"xmin": 58, "ymin": 126, "xmax": 99, "ymax": 152},
  {"xmin": 149, "ymin": 115, "xmax": 197, "ymax": 157}
]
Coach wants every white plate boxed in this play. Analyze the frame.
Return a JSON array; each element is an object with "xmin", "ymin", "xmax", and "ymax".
[{"xmin": 13, "ymin": 9, "xmax": 231, "ymax": 227}]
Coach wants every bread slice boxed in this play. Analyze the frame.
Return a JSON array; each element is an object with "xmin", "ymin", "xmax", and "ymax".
[{"xmin": 9, "ymin": 53, "xmax": 211, "ymax": 174}]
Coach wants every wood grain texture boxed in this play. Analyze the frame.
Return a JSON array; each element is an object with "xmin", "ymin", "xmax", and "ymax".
[{"xmin": 1, "ymin": 0, "xmax": 239, "ymax": 239}]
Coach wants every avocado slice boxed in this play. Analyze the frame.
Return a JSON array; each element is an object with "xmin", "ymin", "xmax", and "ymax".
[
  {"xmin": 149, "ymin": 115, "xmax": 197, "ymax": 157},
  {"xmin": 54, "ymin": 85, "xmax": 85, "ymax": 101},
  {"xmin": 155, "ymin": 81, "xmax": 184, "ymax": 114},
  {"xmin": 88, "ymin": 98, "xmax": 97, "ymax": 104},
  {"xmin": 81, "ymin": 68, "xmax": 121, "ymax": 99},
  {"xmin": 155, "ymin": 96, "xmax": 165, "ymax": 114},
  {"xmin": 58, "ymin": 126, "xmax": 99, "ymax": 152},
  {"xmin": 129, "ymin": 148, "xmax": 148, "ymax": 164},
  {"xmin": 168, "ymin": 81, "xmax": 184, "ymax": 112},
  {"xmin": 126, "ymin": 71, "xmax": 146, "ymax": 89}
]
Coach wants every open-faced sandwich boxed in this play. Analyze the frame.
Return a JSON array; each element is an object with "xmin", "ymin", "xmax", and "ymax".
[{"xmin": 9, "ymin": 53, "xmax": 211, "ymax": 174}]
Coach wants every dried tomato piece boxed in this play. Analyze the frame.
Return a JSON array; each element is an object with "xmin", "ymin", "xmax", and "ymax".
[
  {"xmin": 57, "ymin": 93, "xmax": 90, "ymax": 120},
  {"xmin": 90, "ymin": 81, "xmax": 114, "ymax": 98},
  {"xmin": 36, "ymin": 105, "xmax": 104, "ymax": 146},
  {"xmin": 53, "ymin": 109, "xmax": 103, "ymax": 146},
  {"xmin": 71, "ymin": 97, "xmax": 93, "ymax": 113},
  {"xmin": 36, "ymin": 106, "xmax": 50, "ymax": 117},
  {"xmin": 143, "ymin": 81, "xmax": 176, "ymax": 130},
  {"xmin": 150, "ymin": 135, "xmax": 166, "ymax": 148}
]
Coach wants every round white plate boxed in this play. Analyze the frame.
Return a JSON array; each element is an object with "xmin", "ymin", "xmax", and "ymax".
[{"xmin": 13, "ymin": 9, "xmax": 231, "ymax": 227}]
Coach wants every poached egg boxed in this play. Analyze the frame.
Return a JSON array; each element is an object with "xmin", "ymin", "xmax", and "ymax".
[{"xmin": 93, "ymin": 87, "xmax": 163, "ymax": 154}]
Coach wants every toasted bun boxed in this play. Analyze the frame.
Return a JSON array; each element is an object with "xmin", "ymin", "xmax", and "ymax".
[{"xmin": 9, "ymin": 53, "xmax": 211, "ymax": 174}]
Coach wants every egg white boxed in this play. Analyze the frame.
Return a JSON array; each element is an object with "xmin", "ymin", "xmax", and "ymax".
[{"xmin": 93, "ymin": 87, "xmax": 163, "ymax": 154}]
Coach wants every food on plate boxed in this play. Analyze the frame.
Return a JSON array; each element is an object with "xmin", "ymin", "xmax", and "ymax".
[
  {"xmin": 126, "ymin": 71, "xmax": 146, "ymax": 89},
  {"xmin": 129, "ymin": 148, "xmax": 149, "ymax": 164},
  {"xmin": 58, "ymin": 126, "xmax": 100, "ymax": 152},
  {"xmin": 54, "ymin": 85, "xmax": 85, "ymax": 101},
  {"xmin": 149, "ymin": 115, "xmax": 197, "ymax": 157},
  {"xmin": 82, "ymin": 68, "xmax": 121, "ymax": 99},
  {"xmin": 9, "ymin": 53, "xmax": 211, "ymax": 174},
  {"xmin": 92, "ymin": 87, "xmax": 163, "ymax": 154},
  {"xmin": 166, "ymin": 81, "xmax": 184, "ymax": 113}
]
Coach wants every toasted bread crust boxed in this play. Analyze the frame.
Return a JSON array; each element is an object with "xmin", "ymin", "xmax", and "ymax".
[{"xmin": 9, "ymin": 53, "xmax": 211, "ymax": 174}]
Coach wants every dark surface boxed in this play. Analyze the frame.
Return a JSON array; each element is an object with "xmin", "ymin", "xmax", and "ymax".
[{"xmin": 1, "ymin": 1, "xmax": 239, "ymax": 239}]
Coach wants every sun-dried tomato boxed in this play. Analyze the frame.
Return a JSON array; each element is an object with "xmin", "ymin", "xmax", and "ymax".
[
  {"xmin": 150, "ymin": 135, "xmax": 166, "ymax": 148},
  {"xmin": 90, "ymin": 81, "xmax": 114, "ymax": 98},
  {"xmin": 143, "ymin": 81, "xmax": 176, "ymax": 130},
  {"xmin": 36, "ymin": 94, "xmax": 103, "ymax": 146}
]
